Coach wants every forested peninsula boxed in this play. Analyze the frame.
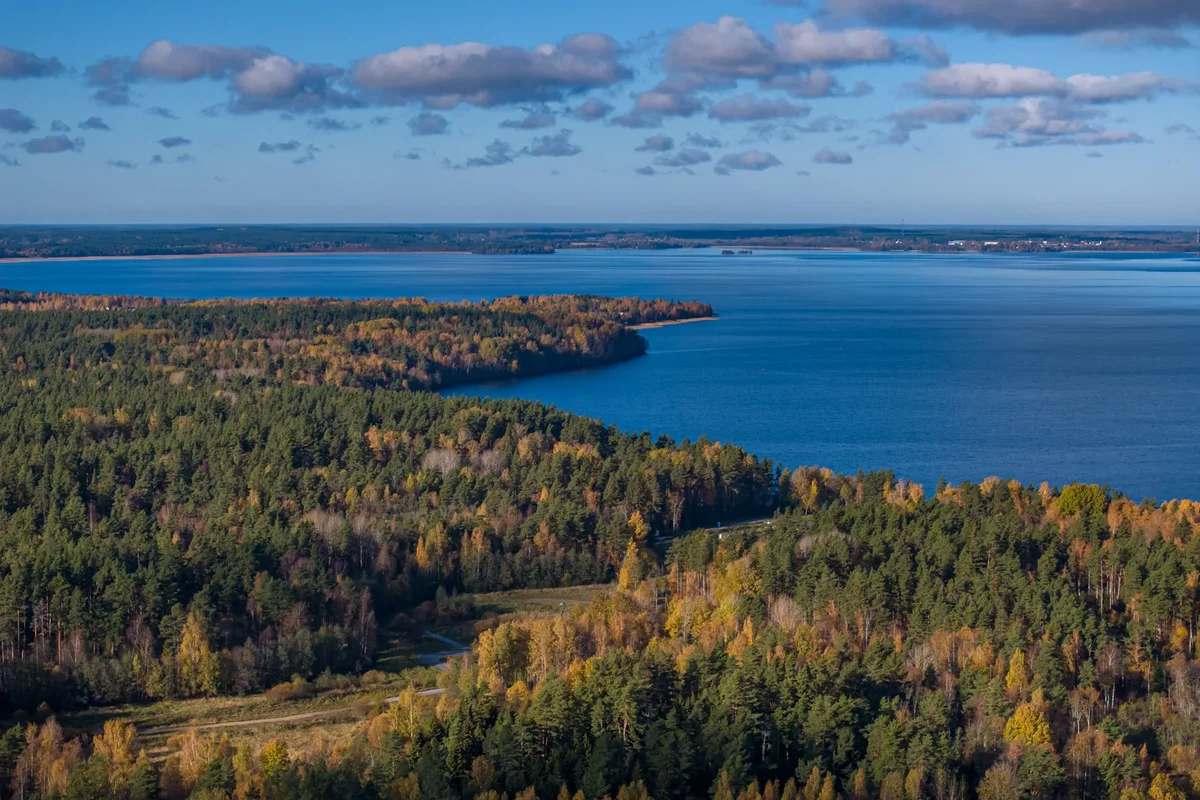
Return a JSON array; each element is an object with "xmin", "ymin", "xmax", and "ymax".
[
  {"xmin": 0, "ymin": 291, "xmax": 714, "ymax": 391},
  {"xmin": 0, "ymin": 291, "xmax": 1198, "ymax": 800}
]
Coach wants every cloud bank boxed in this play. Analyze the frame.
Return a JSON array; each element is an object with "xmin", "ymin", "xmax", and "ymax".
[{"xmin": 822, "ymin": 0, "xmax": 1200, "ymax": 35}]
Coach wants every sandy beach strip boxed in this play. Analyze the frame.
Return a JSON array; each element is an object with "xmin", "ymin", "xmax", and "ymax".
[{"xmin": 628, "ymin": 316, "xmax": 719, "ymax": 330}]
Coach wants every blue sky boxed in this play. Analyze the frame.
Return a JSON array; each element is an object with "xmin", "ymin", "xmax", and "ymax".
[{"xmin": 1, "ymin": 0, "xmax": 1197, "ymax": 224}]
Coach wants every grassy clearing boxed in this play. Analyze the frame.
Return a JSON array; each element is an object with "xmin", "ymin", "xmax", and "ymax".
[
  {"xmin": 428, "ymin": 583, "xmax": 612, "ymax": 644},
  {"xmin": 62, "ymin": 677, "xmax": 391, "ymax": 734},
  {"xmin": 139, "ymin": 715, "xmax": 369, "ymax": 764},
  {"xmin": 473, "ymin": 583, "xmax": 611, "ymax": 614},
  {"xmin": 42, "ymin": 584, "xmax": 613, "ymax": 756}
]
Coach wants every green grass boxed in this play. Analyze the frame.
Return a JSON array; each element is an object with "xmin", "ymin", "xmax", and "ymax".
[
  {"xmin": 374, "ymin": 633, "xmax": 459, "ymax": 673},
  {"xmin": 472, "ymin": 583, "xmax": 611, "ymax": 614},
  {"xmin": 426, "ymin": 583, "xmax": 612, "ymax": 644}
]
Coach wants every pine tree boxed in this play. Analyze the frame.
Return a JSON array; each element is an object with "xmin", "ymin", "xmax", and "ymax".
[{"xmin": 129, "ymin": 757, "xmax": 159, "ymax": 800}]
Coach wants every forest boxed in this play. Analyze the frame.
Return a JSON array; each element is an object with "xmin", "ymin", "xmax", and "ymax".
[
  {"xmin": 0, "ymin": 291, "xmax": 714, "ymax": 390},
  {"xmin": 0, "ymin": 227, "xmax": 694, "ymax": 259},
  {"xmin": 1, "ymin": 291, "xmax": 1199, "ymax": 799},
  {"xmin": 0, "ymin": 227, "xmax": 560, "ymax": 258}
]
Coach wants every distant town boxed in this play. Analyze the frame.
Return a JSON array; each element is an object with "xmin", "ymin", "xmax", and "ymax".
[{"xmin": 1, "ymin": 224, "xmax": 1196, "ymax": 260}]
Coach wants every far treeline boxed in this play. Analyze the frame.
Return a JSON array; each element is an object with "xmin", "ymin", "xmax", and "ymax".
[
  {"xmin": 2, "ymin": 224, "xmax": 1196, "ymax": 259},
  {"xmin": 1, "ymin": 290, "xmax": 1199, "ymax": 800}
]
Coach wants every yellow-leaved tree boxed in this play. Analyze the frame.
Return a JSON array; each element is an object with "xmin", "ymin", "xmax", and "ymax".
[
  {"xmin": 802, "ymin": 766, "xmax": 821, "ymax": 800},
  {"xmin": 1004, "ymin": 688, "xmax": 1053, "ymax": 747},
  {"xmin": 616, "ymin": 781, "xmax": 653, "ymax": 800},
  {"xmin": 1148, "ymin": 773, "xmax": 1186, "ymax": 800},
  {"xmin": 618, "ymin": 511, "xmax": 653, "ymax": 591},
  {"xmin": 618, "ymin": 538, "xmax": 648, "ymax": 591},
  {"xmin": 13, "ymin": 719, "xmax": 81, "ymax": 800},
  {"xmin": 92, "ymin": 719, "xmax": 139, "ymax": 787},
  {"xmin": 851, "ymin": 768, "xmax": 868, "ymax": 799},
  {"xmin": 629, "ymin": 511, "xmax": 649, "ymax": 542},
  {"xmin": 260, "ymin": 739, "xmax": 291, "ymax": 780},
  {"xmin": 177, "ymin": 611, "xmax": 219, "ymax": 697},
  {"xmin": 713, "ymin": 771, "xmax": 736, "ymax": 800},
  {"xmin": 1005, "ymin": 648, "xmax": 1029, "ymax": 697}
]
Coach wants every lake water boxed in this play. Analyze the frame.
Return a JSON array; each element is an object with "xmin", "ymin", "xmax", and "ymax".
[{"xmin": 3, "ymin": 248, "xmax": 1200, "ymax": 501}]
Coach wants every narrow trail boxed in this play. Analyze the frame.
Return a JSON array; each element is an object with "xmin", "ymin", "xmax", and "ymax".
[
  {"xmin": 652, "ymin": 516, "xmax": 774, "ymax": 546},
  {"xmin": 137, "ymin": 632, "xmax": 469, "ymax": 737},
  {"xmin": 415, "ymin": 631, "xmax": 472, "ymax": 670},
  {"xmin": 702, "ymin": 516, "xmax": 774, "ymax": 532}
]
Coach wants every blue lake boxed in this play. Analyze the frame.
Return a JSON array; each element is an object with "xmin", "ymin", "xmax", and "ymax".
[{"xmin": 3, "ymin": 248, "xmax": 1199, "ymax": 500}]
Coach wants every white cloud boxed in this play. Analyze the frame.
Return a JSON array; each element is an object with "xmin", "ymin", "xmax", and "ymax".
[
  {"xmin": 355, "ymin": 35, "xmax": 629, "ymax": 108},
  {"xmin": 916, "ymin": 62, "xmax": 1196, "ymax": 103}
]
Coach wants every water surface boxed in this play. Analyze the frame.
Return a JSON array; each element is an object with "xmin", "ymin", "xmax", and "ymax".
[{"xmin": 3, "ymin": 248, "xmax": 1198, "ymax": 500}]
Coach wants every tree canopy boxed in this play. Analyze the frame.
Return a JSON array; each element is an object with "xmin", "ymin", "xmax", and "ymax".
[{"xmin": 1, "ymin": 291, "xmax": 1198, "ymax": 800}]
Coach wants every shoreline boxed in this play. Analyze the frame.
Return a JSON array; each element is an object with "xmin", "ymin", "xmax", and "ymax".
[
  {"xmin": 2, "ymin": 247, "xmax": 1191, "ymax": 265},
  {"xmin": 629, "ymin": 316, "xmax": 718, "ymax": 330},
  {"xmin": 713, "ymin": 245, "xmax": 862, "ymax": 251},
  {"xmin": 707, "ymin": 245, "xmax": 1194, "ymax": 255},
  {"xmin": 0, "ymin": 250, "xmax": 469, "ymax": 264}
]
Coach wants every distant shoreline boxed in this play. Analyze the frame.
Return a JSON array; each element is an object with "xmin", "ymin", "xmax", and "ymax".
[
  {"xmin": 0, "ymin": 250, "xmax": 465, "ymax": 263},
  {"xmin": 629, "ymin": 316, "xmax": 719, "ymax": 330},
  {"xmin": 713, "ymin": 245, "xmax": 862, "ymax": 251},
  {"xmin": 0, "ymin": 248, "xmax": 695, "ymax": 263},
  {"xmin": 1, "ymin": 246, "xmax": 1191, "ymax": 264}
]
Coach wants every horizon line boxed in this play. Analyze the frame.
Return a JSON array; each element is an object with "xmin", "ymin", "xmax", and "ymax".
[{"xmin": 2, "ymin": 222, "xmax": 1197, "ymax": 231}]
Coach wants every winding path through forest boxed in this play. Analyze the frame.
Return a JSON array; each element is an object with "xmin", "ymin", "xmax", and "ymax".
[{"xmin": 137, "ymin": 632, "xmax": 470, "ymax": 737}]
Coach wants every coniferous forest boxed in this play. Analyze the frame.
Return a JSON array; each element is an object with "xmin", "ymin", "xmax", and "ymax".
[{"xmin": 0, "ymin": 291, "xmax": 1198, "ymax": 800}]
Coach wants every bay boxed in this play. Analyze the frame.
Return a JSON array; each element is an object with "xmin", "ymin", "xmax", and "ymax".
[{"xmin": 3, "ymin": 248, "xmax": 1199, "ymax": 500}]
